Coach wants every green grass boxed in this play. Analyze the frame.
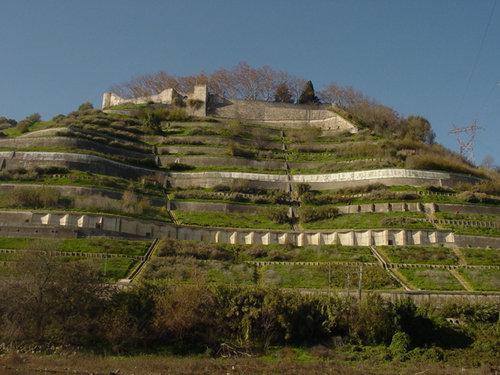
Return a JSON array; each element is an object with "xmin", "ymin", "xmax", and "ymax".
[
  {"xmin": 438, "ymin": 224, "xmax": 500, "ymax": 237},
  {"xmin": 381, "ymin": 246, "xmax": 459, "ymax": 265},
  {"xmin": 300, "ymin": 212, "xmax": 432, "ymax": 230},
  {"xmin": 59, "ymin": 239, "xmax": 151, "ymax": 256},
  {"xmin": 206, "ymin": 262, "xmax": 257, "ymax": 286},
  {"xmin": 173, "ymin": 210, "xmax": 291, "ymax": 229},
  {"xmin": 458, "ymin": 268, "xmax": 500, "ymax": 291},
  {"xmin": 0, "ymin": 237, "xmax": 150, "ymax": 256},
  {"xmin": 461, "ymin": 248, "xmax": 500, "ymax": 266},
  {"xmin": 398, "ymin": 267, "xmax": 464, "ymax": 291},
  {"xmin": 259, "ymin": 264, "xmax": 329, "ymax": 289},
  {"xmin": 259, "ymin": 264, "xmax": 396, "ymax": 290},
  {"xmin": 239, "ymin": 245, "xmax": 376, "ymax": 263}
]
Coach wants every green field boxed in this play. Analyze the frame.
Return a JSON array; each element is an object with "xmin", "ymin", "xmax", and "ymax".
[
  {"xmin": 398, "ymin": 267, "xmax": 464, "ymax": 291},
  {"xmin": 173, "ymin": 210, "xmax": 291, "ymax": 229},
  {"xmin": 381, "ymin": 246, "xmax": 459, "ymax": 265},
  {"xmin": 300, "ymin": 212, "xmax": 433, "ymax": 230},
  {"xmin": 458, "ymin": 268, "xmax": 500, "ymax": 291}
]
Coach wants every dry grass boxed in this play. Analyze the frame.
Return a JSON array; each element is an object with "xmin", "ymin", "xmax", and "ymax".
[{"xmin": 0, "ymin": 351, "xmax": 497, "ymax": 375}]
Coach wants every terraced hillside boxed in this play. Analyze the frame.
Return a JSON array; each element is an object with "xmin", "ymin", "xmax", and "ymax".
[{"xmin": 0, "ymin": 100, "xmax": 499, "ymax": 294}]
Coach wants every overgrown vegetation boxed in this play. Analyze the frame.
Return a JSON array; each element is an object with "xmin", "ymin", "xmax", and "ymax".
[{"xmin": 1, "ymin": 253, "xmax": 498, "ymax": 363}]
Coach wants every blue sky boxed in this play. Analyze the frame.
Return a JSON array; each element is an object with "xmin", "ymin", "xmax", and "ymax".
[{"xmin": 1, "ymin": 0, "xmax": 498, "ymax": 165}]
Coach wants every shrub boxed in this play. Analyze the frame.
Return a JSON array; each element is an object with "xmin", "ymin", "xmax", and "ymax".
[
  {"xmin": 296, "ymin": 183, "xmax": 311, "ymax": 196},
  {"xmin": 229, "ymin": 144, "xmax": 255, "ymax": 158},
  {"xmin": 7, "ymin": 186, "xmax": 61, "ymax": 208},
  {"xmin": 262, "ymin": 207, "xmax": 289, "ymax": 224},
  {"xmin": 299, "ymin": 206, "xmax": 339, "ymax": 223},
  {"xmin": 78, "ymin": 102, "xmax": 94, "ymax": 111},
  {"xmin": 166, "ymin": 162, "xmax": 195, "ymax": 171},
  {"xmin": 389, "ymin": 331, "xmax": 411, "ymax": 356}
]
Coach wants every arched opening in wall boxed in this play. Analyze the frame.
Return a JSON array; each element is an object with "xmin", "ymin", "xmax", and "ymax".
[{"xmin": 388, "ymin": 240, "xmax": 393, "ymax": 245}]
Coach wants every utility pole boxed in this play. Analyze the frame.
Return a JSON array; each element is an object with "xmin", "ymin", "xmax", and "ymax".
[{"xmin": 358, "ymin": 265, "xmax": 363, "ymax": 300}]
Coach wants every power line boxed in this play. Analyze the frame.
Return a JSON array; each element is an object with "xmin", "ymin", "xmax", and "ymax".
[
  {"xmin": 453, "ymin": 0, "xmax": 497, "ymax": 122},
  {"xmin": 448, "ymin": 121, "xmax": 485, "ymax": 165}
]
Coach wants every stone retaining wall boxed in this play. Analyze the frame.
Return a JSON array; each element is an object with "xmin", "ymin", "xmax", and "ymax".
[
  {"xmin": 210, "ymin": 97, "xmax": 357, "ymax": 131},
  {"xmin": 0, "ymin": 210, "xmax": 459, "ymax": 247}
]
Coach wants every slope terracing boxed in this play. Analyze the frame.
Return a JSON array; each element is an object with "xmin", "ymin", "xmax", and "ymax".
[{"xmin": 0, "ymin": 101, "xmax": 498, "ymax": 296}]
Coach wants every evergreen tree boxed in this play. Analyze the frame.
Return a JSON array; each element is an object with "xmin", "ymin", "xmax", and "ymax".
[
  {"xmin": 274, "ymin": 82, "xmax": 293, "ymax": 103},
  {"xmin": 298, "ymin": 80, "xmax": 320, "ymax": 104}
]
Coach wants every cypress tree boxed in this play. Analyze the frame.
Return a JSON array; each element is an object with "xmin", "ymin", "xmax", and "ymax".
[{"xmin": 298, "ymin": 80, "xmax": 320, "ymax": 104}]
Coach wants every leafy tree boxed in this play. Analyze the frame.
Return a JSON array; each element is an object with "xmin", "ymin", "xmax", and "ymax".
[
  {"xmin": 0, "ymin": 116, "xmax": 17, "ymax": 129},
  {"xmin": 400, "ymin": 115, "xmax": 435, "ymax": 144},
  {"xmin": 298, "ymin": 80, "xmax": 320, "ymax": 104},
  {"xmin": 0, "ymin": 252, "xmax": 105, "ymax": 345},
  {"xmin": 78, "ymin": 102, "xmax": 94, "ymax": 111},
  {"xmin": 274, "ymin": 82, "xmax": 293, "ymax": 103},
  {"xmin": 16, "ymin": 112, "xmax": 41, "ymax": 133}
]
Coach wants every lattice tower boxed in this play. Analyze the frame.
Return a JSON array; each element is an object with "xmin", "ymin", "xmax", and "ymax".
[{"xmin": 448, "ymin": 121, "xmax": 485, "ymax": 165}]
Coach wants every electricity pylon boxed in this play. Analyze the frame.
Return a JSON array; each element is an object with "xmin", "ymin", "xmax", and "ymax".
[{"xmin": 448, "ymin": 121, "xmax": 484, "ymax": 165}]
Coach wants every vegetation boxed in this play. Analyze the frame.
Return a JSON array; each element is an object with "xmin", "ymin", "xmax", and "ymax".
[{"xmin": 398, "ymin": 268, "xmax": 464, "ymax": 290}]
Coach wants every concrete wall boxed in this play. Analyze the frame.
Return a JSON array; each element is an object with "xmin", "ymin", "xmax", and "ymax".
[
  {"xmin": 166, "ymin": 168, "xmax": 479, "ymax": 190},
  {"xmin": 0, "ymin": 210, "xmax": 464, "ymax": 248},
  {"xmin": 210, "ymin": 96, "xmax": 357, "ymax": 132},
  {"xmin": 0, "ymin": 151, "xmax": 157, "ymax": 179},
  {"xmin": 0, "ymin": 136, "xmax": 153, "ymax": 161},
  {"xmin": 455, "ymin": 234, "xmax": 500, "ymax": 249}
]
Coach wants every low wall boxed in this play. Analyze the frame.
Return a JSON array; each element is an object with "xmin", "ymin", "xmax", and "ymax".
[{"xmin": 455, "ymin": 234, "xmax": 500, "ymax": 249}]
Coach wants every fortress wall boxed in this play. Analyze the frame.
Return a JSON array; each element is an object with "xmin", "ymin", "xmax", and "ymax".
[
  {"xmin": 102, "ymin": 85, "xmax": 207, "ymax": 117},
  {"xmin": 0, "ymin": 151, "xmax": 157, "ymax": 179},
  {"xmin": 0, "ymin": 151, "xmax": 480, "ymax": 192},
  {"xmin": 0, "ymin": 210, "xmax": 462, "ymax": 247},
  {"xmin": 211, "ymin": 98, "xmax": 356, "ymax": 131},
  {"xmin": 0, "ymin": 136, "xmax": 153, "ymax": 160}
]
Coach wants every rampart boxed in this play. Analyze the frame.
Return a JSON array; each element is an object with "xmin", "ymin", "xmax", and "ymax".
[
  {"xmin": 209, "ymin": 96, "xmax": 357, "ymax": 131},
  {"xmin": 102, "ymin": 85, "xmax": 207, "ymax": 117}
]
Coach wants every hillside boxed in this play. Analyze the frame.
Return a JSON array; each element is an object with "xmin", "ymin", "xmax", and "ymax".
[{"xmin": 0, "ymin": 91, "xmax": 499, "ymax": 295}]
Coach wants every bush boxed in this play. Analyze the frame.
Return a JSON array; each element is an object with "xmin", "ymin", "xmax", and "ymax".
[
  {"xmin": 78, "ymin": 102, "xmax": 94, "ymax": 111},
  {"xmin": 262, "ymin": 207, "xmax": 289, "ymax": 224},
  {"xmin": 389, "ymin": 331, "xmax": 411, "ymax": 356},
  {"xmin": 229, "ymin": 144, "xmax": 255, "ymax": 158},
  {"xmin": 296, "ymin": 183, "xmax": 311, "ymax": 196},
  {"xmin": 166, "ymin": 162, "xmax": 195, "ymax": 171},
  {"xmin": 7, "ymin": 186, "xmax": 61, "ymax": 208},
  {"xmin": 299, "ymin": 206, "xmax": 339, "ymax": 223}
]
